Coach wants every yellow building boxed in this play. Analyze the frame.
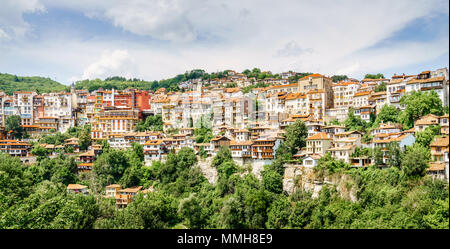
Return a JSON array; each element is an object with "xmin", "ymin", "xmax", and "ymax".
[{"xmin": 91, "ymin": 107, "xmax": 139, "ymax": 140}]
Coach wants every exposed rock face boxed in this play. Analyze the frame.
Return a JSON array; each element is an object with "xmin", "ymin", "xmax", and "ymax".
[
  {"xmin": 196, "ymin": 157, "xmax": 218, "ymax": 185},
  {"xmin": 283, "ymin": 164, "xmax": 358, "ymax": 202}
]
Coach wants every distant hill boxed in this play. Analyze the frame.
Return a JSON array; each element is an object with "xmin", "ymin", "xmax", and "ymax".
[
  {"xmin": 0, "ymin": 73, "xmax": 69, "ymax": 95},
  {"xmin": 73, "ymin": 68, "xmax": 291, "ymax": 92}
]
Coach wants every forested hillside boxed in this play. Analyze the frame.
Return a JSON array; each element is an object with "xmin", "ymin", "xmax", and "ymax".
[{"xmin": 0, "ymin": 73, "xmax": 69, "ymax": 95}]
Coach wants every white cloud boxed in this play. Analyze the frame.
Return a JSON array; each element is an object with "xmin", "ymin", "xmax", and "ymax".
[
  {"xmin": 81, "ymin": 49, "xmax": 138, "ymax": 80},
  {"xmin": 0, "ymin": 28, "xmax": 10, "ymax": 40},
  {"xmin": 0, "ymin": 0, "xmax": 45, "ymax": 38},
  {"xmin": 1, "ymin": 0, "xmax": 448, "ymax": 82}
]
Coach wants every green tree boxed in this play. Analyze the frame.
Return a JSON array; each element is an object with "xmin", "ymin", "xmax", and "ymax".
[
  {"xmin": 266, "ymin": 196, "xmax": 292, "ymax": 228},
  {"xmin": 345, "ymin": 107, "xmax": 366, "ymax": 131},
  {"xmin": 373, "ymin": 147, "xmax": 384, "ymax": 166},
  {"xmin": 415, "ymin": 125, "xmax": 441, "ymax": 148},
  {"xmin": 401, "ymin": 144, "xmax": 430, "ymax": 178},
  {"xmin": 331, "ymin": 75, "xmax": 348, "ymax": 83},
  {"xmin": 386, "ymin": 142, "xmax": 402, "ymax": 168},
  {"xmin": 374, "ymin": 82, "xmax": 387, "ymax": 92},
  {"xmin": 373, "ymin": 105, "xmax": 400, "ymax": 126},
  {"xmin": 283, "ymin": 120, "xmax": 308, "ymax": 156},
  {"xmin": 5, "ymin": 115, "xmax": 23, "ymax": 139},
  {"xmin": 31, "ymin": 145, "xmax": 50, "ymax": 161},
  {"xmin": 399, "ymin": 91, "xmax": 444, "ymax": 129},
  {"xmin": 364, "ymin": 73, "xmax": 385, "ymax": 79},
  {"xmin": 262, "ymin": 169, "xmax": 283, "ymax": 194},
  {"xmin": 178, "ymin": 193, "xmax": 205, "ymax": 229},
  {"xmin": 79, "ymin": 125, "xmax": 92, "ymax": 151},
  {"xmin": 212, "ymin": 146, "xmax": 232, "ymax": 168}
]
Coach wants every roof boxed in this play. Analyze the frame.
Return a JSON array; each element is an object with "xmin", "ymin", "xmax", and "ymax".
[
  {"xmin": 407, "ymin": 76, "xmax": 445, "ymax": 85},
  {"xmin": 415, "ymin": 114, "xmax": 440, "ymax": 126},
  {"xmin": 354, "ymin": 91, "xmax": 371, "ymax": 97},
  {"xmin": 299, "ymin": 73, "xmax": 330, "ymax": 80},
  {"xmin": 229, "ymin": 140, "xmax": 253, "ymax": 146},
  {"xmin": 144, "ymin": 140, "xmax": 164, "ymax": 146},
  {"xmin": 428, "ymin": 162, "xmax": 445, "ymax": 171},
  {"xmin": 118, "ymin": 186, "xmax": 143, "ymax": 193},
  {"xmin": 79, "ymin": 149, "xmax": 95, "ymax": 157},
  {"xmin": 430, "ymin": 136, "xmax": 449, "ymax": 147},
  {"xmin": 67, "ymin": 184, "xmax": 88, "ymax": 190},
  {"xmin": 106, "ymin": 184, "xmax": 121, "ymax": 189},
  {"xmin": 306, "ymin": 132, "xmax": 331, "ymax": 140}
]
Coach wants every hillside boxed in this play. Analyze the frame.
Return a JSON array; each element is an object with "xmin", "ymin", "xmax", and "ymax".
[
  {"xmin": 73, "ymin": 69, "xmax": 308, "ymax": 92},
  {"xmin": 0, "ymin": 73, "xmax": 69, "ymax": 95}
]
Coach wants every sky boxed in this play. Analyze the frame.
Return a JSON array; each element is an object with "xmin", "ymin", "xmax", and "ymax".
[{"xmin": 0, "ymin": 0, "xmax": 448, "ymax": 85}]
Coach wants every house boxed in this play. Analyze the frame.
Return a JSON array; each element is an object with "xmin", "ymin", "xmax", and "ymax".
[
  {"xmin": 354, "ymin": 105, "xmax": 375, "ymax": 123},
  {"xmin": 405, "ymin": 75, "xmax": 448, "ymax": 107},
  {"xmin": 232, "ymin": 129, "xmax": 251, "ymax": 141},
  {"xmin": 116, "ymin": 186, "xmax": 143, "ymax": 208},
  {"xmin": 194, "ymin": 143, "xmax": 213, "ymax": 156},
  {"xmin": 143, "ymin": 140, "xmax": 166, "ymax": 164},
  {"xmin": 327, "ymin": 135, "xmax": 361, "ymax": 163},
  {"xmin": 251, "ymin": 138, "xmax": 282, "ymax": 160},
  {"xmin": 64, "ymin": 137, "xmax": 80, "ymax": 153},
  {"xmin": 67, "ymin": 184, "xmax": 89, "ymax": 195},
  {"xmin": 229, "ymin": 140, "xmax": 253, "ymax": 163},
  {"xmin": 105, "ymin": 184, "xmax": 121, "ymax": 198},
  {"xmin": 302, "ymin": 154, "xmax": 322, "ymax": 168},
  {"xmin": 430, "ymin": 136, "xmax": 449, "ymax": 163},
  {"xmin": 414, "ymin": 114, "xmax": 440, "ymax": 132},
  {"xmin": 78, "ymin": 149, "xmax": 96, "ymax": 173},
  {"xmin": 373, "ymin": 133, "xmax": 416, "ymax": 164},
  {"xmin": 371, "ymin": 122, "xmax": 403, "ymax": 136},
  {"xmin": 322, "ymin": 125, "xmax": 346, "ymax": 138},
  {"xmin": 353, "ymin": 91, "xmax": 372, "ymax": 108},
  {"xmin": 0, "ymin": 140, "xmax": 31, "ymax": 157},
  {"xmin": 306, "ymin": 132, "xmax": 332, "ymax": 156},
  {"xmin": 210, "ymin": 135, "xmax": 231, "ymax": 152}
]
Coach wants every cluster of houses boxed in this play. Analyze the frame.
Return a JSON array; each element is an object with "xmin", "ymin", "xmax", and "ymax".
[
  {"xmin": 67, "ymin": 183, "xmax": 152, "ymax": 209},
  {"xmin": 1, "ymin": 68, "xmax": 449, "ymax": 183}
]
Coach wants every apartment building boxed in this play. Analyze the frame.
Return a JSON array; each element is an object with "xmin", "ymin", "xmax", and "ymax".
[
  {"xmin": 14, "ymin": 91, "xmax": 37, "ymax": 126},
  {"xmin": 406, "ymin": 71, "xmax": 448, "ymax": 107},
  {"xmin": 91, "ymin": 107, "xmax": 139, "ymax": 140},
  {"xmin": 306, "ymin": 132, "xmax": 332, "ymax": 156},
  {"xmin": 428, "ymin": 136, "xmax": 449, "ymax": 180},
  {"xmin": 0, "ymin": 139, "xmax": 31, "ymax": 157},
  {"xmin": 414, "ymin": 114, "xmax": 440, "ymax": 132}
]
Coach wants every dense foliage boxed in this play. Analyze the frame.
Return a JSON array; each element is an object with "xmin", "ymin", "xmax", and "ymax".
[
  {"xmin": 0, "ymin": 137, "xmax": 448, "ymax": 229},
  {"xmin": 331, "ymin": 75, "xmax": 348, "ymax": 83},
  {"xmin": 399, "ymin": 91, "xmax": 444, "ymax": 129},
  {"xmin": 0, "ymin": 73, "xmax": 69, "ymax": 95},
  {"xmin": 364, "ymin": 73, "xmax": 385, "ymax": 79},
  {"xmin": 135, "ymin": 115, "xmax": 163, "ymax": 132}
]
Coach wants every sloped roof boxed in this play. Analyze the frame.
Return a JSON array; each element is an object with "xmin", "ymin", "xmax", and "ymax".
[{"xmin": 306, "ymin": 132, "xmax": 331, "ymax": 140}]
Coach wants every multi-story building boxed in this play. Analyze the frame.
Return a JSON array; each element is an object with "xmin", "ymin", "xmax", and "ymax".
[
  {"xmin": 414, "ymin": 114, "xmax": 440, "ymax": 132},
  {"xmin": 298, "ymin": 74, "xmax": 334, "ymax": 120},
  {"xmin": 406, "ymin": 71, "xmax": 448, "ymax": 107},
  {"xmin": 42, "ymin": 92, "xmax": 74, "ymax": 133},
  {"xmin": 116, "ymin": 186, "xmax": 143, "ymax": 208},
  {"xmin": 428, "ymin": 136, "xmax": 449, "ymax": 180},
  {"xmin": 14, "ymin": 91, "xmax": 37, "ymax": 126},
  {"xmin": 306, "ymin": 132, "xmax": 332, "ymax": 156},
  {"xmin": 91, "ymin": 107, "xmax": 139, "ymax": 140},
  {"xmin": 353, "ymin": 91, "xmax": 372, "ymax": 108},
  {"xmin": 0, "ymin": 139, "xmax": 31, "ymax": 157}
]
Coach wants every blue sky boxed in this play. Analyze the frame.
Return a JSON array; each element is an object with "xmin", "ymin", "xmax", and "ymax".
[{"xmin": 0, "ymin": 0, "xmax": 448, "ymax": 85}]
